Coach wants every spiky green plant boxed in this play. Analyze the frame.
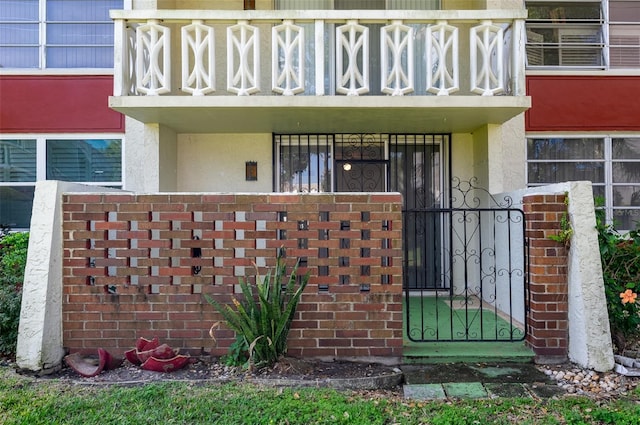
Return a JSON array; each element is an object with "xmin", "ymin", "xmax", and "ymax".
[{"xmin": 207, "ymin": 253, "xmax": 309, "ymax": 369}]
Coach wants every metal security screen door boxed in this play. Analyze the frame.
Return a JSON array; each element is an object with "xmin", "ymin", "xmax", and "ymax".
[
  {"xmin": 405, "ymin": 179, "xmax": 528, "ymax": 342},
  {"xmin": 274, "ymin": 133, "xmax": 448, "ymax": 290}
]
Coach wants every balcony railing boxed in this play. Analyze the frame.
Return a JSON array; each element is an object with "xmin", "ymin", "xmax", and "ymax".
[{"xmin": 111, "ymin": 9, "xmax": 527, "ymax": 98}]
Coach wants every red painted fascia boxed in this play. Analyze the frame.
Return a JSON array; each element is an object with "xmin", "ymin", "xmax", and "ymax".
[
  {"xmin": 525, "ymin": 75, "xmax": 640, "ymax": 132},
  {"xmin": 0, "ymin": 75, "xmax": 124, "ymax": 133}
]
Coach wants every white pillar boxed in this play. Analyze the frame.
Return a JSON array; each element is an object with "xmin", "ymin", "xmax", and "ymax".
[{"xmin": 567, "ymin": 181, "xmax": 615, "ymax": 372}]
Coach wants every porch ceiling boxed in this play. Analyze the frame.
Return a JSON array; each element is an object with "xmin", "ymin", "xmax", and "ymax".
[{"xmin": 109, "ymin": 96, "xmax": 531, "ymax": 134}]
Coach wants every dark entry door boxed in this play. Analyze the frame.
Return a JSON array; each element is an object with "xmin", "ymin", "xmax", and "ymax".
[
  {"xmin": 333, "ymin": 134, "xmax": 447, "ymax": 290},
  {"xmin": 276, "ymin": 133, "xmax": 449, "ymax": 291}
]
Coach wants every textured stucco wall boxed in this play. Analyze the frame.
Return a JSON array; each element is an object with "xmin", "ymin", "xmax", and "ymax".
[
  {"xmin": 566, "ymin": 182, "xmax": 615, "ymax": 371},
  {"xmin": 176, "ymin": 133, "xmax": 273, "ymax": 192},
  {"xmin": 501, "ymin": 182, "xmax": 614, "ymax": 372},
  {"xmin": 16, "ymin": 181, "xmax": 126, "ymax": 373}
]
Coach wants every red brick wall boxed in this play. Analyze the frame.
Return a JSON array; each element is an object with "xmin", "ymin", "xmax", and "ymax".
[
  {"xmin": 62, "ymin": 193, "xmax": 404, "ymax": 360},
  {"xmin": 523, "ymin": 194, "xmax": 569, "ymax": 361}
]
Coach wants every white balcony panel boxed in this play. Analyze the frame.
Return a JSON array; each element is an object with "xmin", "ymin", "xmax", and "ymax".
[
  {"xmin": 272, "ymin": 20, "xmax": 305, "ymax": 96},
  {"xmin": 227, "ymin": 21, "xmax": 260, "ymax": 96},
  {"xmin": 110, "ymin": 10, "xmax": 529, "ymax": 133},
  {"xmin": 135, "ymin": 20, "xmax": 171, "ymax": 96},
  {"xmin": 381, "ymin": 20, "xmax": 414, "ymax": 96},
  {"xmin": 426, "ymin": 20, "xmax": 459, "ymax": 96},
  {"xmin": 181, "ymin": 20, "xmax": 216, "ymax": 96},
  {"xmin": 470, "ymin": 20, "xmax": 505, "ymax": 96},
  {"xmin": 336, "ymin": 20, "xmax": 370, "ymax": 96}
]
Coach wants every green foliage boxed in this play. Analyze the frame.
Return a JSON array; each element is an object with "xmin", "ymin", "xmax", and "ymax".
[
  {"xmin": 220, "ymin": 335, "xmax": 249, "ymax": 367},
  {"xmin": 548, "ymin": 194, "xmax": 573, "ymax": 247},
  {"xmin": 0, "ymin": 232, "xmax": 29, "ymax": 357},
  {"xmin": 595, "ymin": 205, "xmax": 640, "ymax": 351},
  {"xmin": 207, "ymin": 251, "xmax": 309, "ymax": 369}
]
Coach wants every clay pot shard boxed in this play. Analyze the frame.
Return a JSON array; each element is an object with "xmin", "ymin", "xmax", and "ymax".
[
  {"xmin": 64, "ymin": 348, "xmax": 123, "ymax": 378},
  {"xmin": 141, "ymin": 355, "xmax": 191, "ymax": 373},
  {"xmin": 135, "ymin": 336, "xmax": 159, "ymax": 352},
  {"xmin": 136, "ymin": 343, "xmax": 177, "ymax": 364}
]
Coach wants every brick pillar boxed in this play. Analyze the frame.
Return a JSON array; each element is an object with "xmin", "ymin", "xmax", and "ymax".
[{"xmin": 523, "ymin": 194, "xmax": 569, "ymax": 363}]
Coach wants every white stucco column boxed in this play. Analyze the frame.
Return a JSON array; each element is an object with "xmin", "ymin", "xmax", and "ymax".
[
  {"xmin": 124, "ymin": 118, "xmax": 177, "ymax": 193},
  {"xmin": 16, "ymin": 181, "xmax": 66, "ymax": 373},
  {"xmin": 477, "ymin": 114, "xmax": 526, "ymax": 194},
  {"xmin": 159, "ymin": 124, "xmax": 178, "ymax": 191},
  {"xmin": 567, "ymin": 181, "xmax": 615, "ymax": 372},
  {"xmin": 16, "ymin": 181, "xmax": 126, "ymax": 373}
]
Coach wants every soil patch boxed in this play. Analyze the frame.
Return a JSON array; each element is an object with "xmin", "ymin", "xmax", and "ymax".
[{"xmin": 33, "ymin": 356, "xmax": 403, "ymax": 391}]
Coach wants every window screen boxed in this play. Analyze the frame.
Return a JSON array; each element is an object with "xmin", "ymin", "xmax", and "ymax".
[
  {"xmin": 0, "ymin": 0, "xmax": 122, "ymax": 69},
  {"xmin": 0, "ymin": 0, "xmax": 39, "ymax": 68},
  {"xmin": 46, "ymin": 139, "xmax": 122, "ymax": 182},
  {"xmin": 0, "ymin": 139, "xmax": 37, "ymax": 228}
]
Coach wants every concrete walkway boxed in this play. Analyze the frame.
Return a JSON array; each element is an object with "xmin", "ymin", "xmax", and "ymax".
[{"xmin": 402, "ymin": 362, "xmax": 566, "ymax": 400}]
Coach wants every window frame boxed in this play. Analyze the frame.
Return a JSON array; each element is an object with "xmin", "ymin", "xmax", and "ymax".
[
  {"xmin": 0, "ymin": 133, "xmax": 125, "ymax": 229},
  {"xmin": 526, "ymin": 133, "xmax": 640, "ymax": 230},
  {"xmin": 525, "ymin": 0, "xmax": 640, "ymax": 70},
  {"xmin": 0, "ymin": 0, "xmax": 124, "ymax": 72}
]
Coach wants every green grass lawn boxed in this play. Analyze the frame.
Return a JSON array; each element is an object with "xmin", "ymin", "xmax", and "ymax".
[{"xmin": 1, "ymin": 367, "xmax": 639, "ymax": 425}]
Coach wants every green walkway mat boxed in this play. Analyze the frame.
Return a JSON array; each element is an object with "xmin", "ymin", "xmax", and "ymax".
[{"xmin": 404, "ymin": 295, "xmax": 525, "ymax": 342}]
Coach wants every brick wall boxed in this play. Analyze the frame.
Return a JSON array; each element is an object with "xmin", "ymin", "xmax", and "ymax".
[
  {"xmin": 62, "ymin": 193, "xmax": 404, "ymax": 360},
  {"xmin": 523, "ymin": 194, "xmax": 569, "ymax": 361}
]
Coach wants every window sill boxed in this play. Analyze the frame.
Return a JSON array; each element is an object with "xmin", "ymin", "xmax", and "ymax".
[{"xmin": 0, "ymin": 69, "xmax": 115, "ymax": 76}]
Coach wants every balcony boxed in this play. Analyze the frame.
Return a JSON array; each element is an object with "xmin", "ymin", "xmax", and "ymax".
[{"xmin": 109, "ymin": 9, "xmax": 530, "ymax": 133}]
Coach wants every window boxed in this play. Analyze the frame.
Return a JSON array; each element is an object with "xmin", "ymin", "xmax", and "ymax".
[
  {"xmin": 0, "ymin": 136, "xmax": 123, "ymax": 228},
  {"xmin": 275, "ymin": 133, "xmax": 447, "ymax": 200},
  {"xmin": 525, "ymin": 0, "xmax": 640, "ymax": 69},
  {"xmin": 527, "ymin": 136, "xmax": 640, "ymax": 230},
  {"xmin": 0, "ymin": 0, "xmax": 122, "ymax": 69},
  {"xmin": 610, "ymin": 0, "xmax": 640, "ymax": 68},
  {"xmin": 275, "ymin": 135, "xmax": 333, "ymax": 193}
]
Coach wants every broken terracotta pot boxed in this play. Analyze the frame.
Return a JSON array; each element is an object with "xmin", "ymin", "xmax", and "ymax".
[
  {"xmin": 125, "ymin": 336, "xmax": 190, "ymax": 373},
  {"xmin": 141, "ymin": 354, "xmax": 191, "ymax": 372},
  {"xmin": 125, "ymin": 336, "xmax": 162, "ymax": 365},
  {"xmin": 64, "ymin": 348, "xmax": 123, "ymax": 378}
]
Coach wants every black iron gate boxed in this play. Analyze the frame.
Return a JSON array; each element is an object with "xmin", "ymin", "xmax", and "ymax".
[{"xmin": 404, "ymin": 178, "xmax": 528, "ymax": 342}]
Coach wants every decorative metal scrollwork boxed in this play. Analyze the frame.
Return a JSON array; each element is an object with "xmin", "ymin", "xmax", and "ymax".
[
  {"xmin": 450, "ymin": 177, "xmax": 514, "ymax": 209},
  {"xmin": 404, "ymin": 177, "xmax": 526, "ymax": 342}
]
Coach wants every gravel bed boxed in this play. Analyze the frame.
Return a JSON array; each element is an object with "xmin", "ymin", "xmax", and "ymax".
[{"xmin": 537, "ymin": 363, "xmax": 639, "ymax": 398}]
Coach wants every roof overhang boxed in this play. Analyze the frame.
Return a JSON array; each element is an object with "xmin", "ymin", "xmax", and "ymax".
[{"xmin": 109, "ymin": 95, "xmax": 531, "ymax": 134}]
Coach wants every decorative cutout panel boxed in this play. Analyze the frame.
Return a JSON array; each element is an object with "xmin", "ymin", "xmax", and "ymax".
[
  {"xmin": 336, "ymin": 20, "xmax": 369, "ymax": 96},
  {"xmin": 470, "ymin": 20, "xmax": 505, "ymax": 96},
  {"xmin": 181, "ymin": 20, "xmax": 216, "ymax": 96},
  {"xmin": 272, "ymin": 20, "xmax": 305, "ymax": 96},
  {"xmin": 426, "ymin": 20, "xmax": 459, "ymax": 96},
  {"xmin": 381, "ymin": 20, "xmax": 414, "ymax": 96},
  {"xmin": 136, "ymin": 20, "xmax": 171, "ymax": 95},
  {"xmin": 227, "ymin": 20, "xmax": 260, "ymax": 96}
]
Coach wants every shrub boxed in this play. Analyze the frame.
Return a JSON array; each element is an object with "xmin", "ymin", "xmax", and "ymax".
[
  {"xmin": 207, "ymin": 251, "xmax": 309, "ymax": 369},
  {"xmin": 0, "ymin": 231, "xmax": 29, "ymax": 357},
  {"xmin": 595, "ymin": 208, "xmax": 640, "ymax": 352}
]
